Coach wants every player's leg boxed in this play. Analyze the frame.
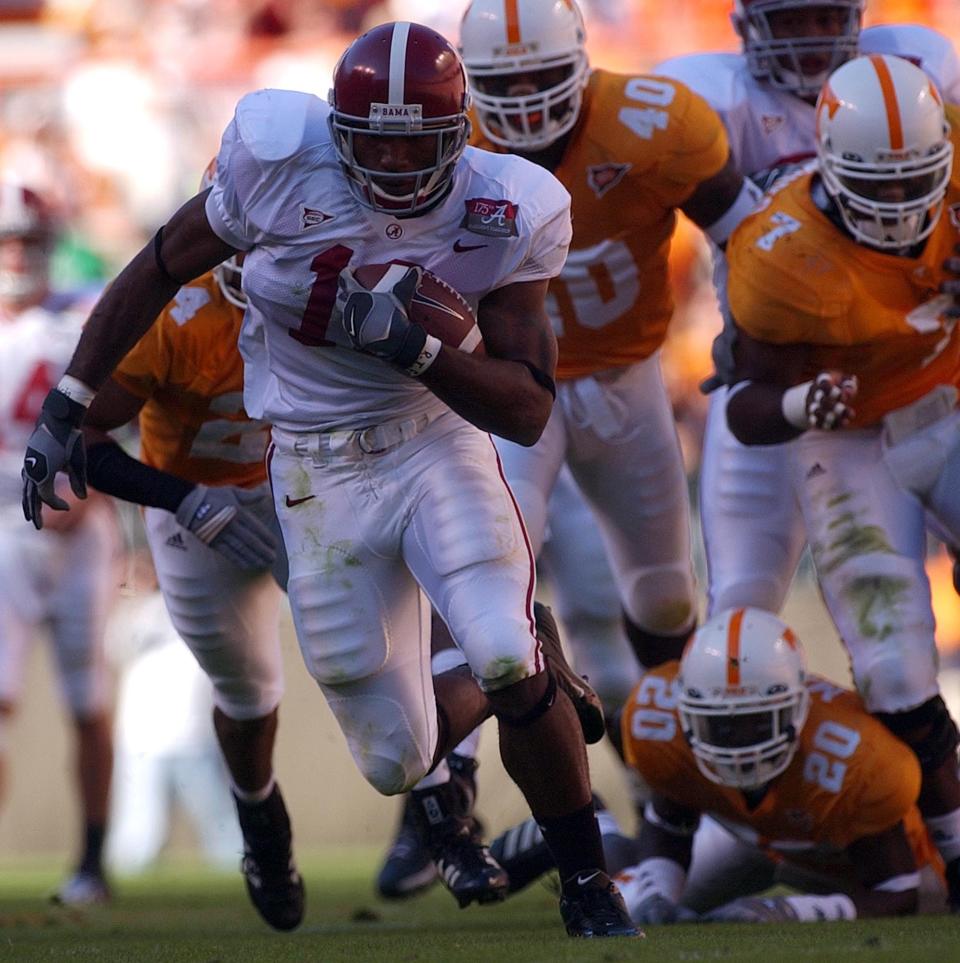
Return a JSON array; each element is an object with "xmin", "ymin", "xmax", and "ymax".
[
  {"xmin": 791, "ymin": 428, "xmax": 960, "ymax": 906},
  {"xmin": 563, "ymin": 356, "xmax": 697, "ymax": 666},
  {"xmin": 144, "ymin": 506, "xmax": 299, "ymax": 930},
  {"xmin": 409, "ymin": 419, "xmax": 636, "ymax": 936},
  {"xmin": 699, "ymin": 386, "xmax": 808, "ymax": 616},
  {"xmin": 679, "ymin": 815, "xmax": 776, "ymax": 913},
  {"xmin": 105, "ymin": 749, "xmax": 169, "ymax": 875},
  {"xmin": 48, "ymin": 505, "xmax": 119, "ymax": 906}
]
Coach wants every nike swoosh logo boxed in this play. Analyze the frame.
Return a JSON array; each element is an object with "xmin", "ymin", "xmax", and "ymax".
[
  {"xmin": 453, "ymin": 240, "xmax": 488, "ymax": 253},
  {"xmin": 25, "ymin": 457, "xmax": 37, "ymax": 468},
  {"xmin": 285, "ymin": 494, "xmax": 316, "ymax": 508},
  {"xmin": 576, "ymin": 871, "xmax": 601, "ymax": 886}
]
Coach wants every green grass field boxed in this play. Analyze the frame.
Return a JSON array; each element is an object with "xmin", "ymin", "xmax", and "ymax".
[{"xmin": 0, "ymin": 852, "xmax": 956, "ymax": 963}]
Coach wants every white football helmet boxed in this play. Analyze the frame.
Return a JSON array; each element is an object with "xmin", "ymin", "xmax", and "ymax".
[
  {"xmin": 732, "ymin": 0, "xmax": 863, "ymax": 98},
  {"xmin": 0, "ymin": 182, "xmax": 56, "ymax": 306},
  {"xmin": 459, "ymin": 0, "xmax": 589, "ymax": 152},
  {"xmin": 199, "ymin": 161, "xmax": 245, "ymax": 308},
  {"xmin": 678, "ymin": 608, "xmax": 810, "ymax": 790},
  {"xmin": 817, "ymin": 54, "xmax": 954, "ymax": 251}
]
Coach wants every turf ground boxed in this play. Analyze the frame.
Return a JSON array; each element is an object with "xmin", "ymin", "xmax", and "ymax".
[{"xmin": 0, "ymin": 851, "xmax": 956, "ymax": 963}]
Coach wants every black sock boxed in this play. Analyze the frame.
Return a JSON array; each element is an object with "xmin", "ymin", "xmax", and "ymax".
[
  {"xmin": 536, "ymin": 801, "xmax": 606, "ymax": 894},
  {"xmin": 79, "ymin": 823, "xmax": 106, "ymax": 875}
]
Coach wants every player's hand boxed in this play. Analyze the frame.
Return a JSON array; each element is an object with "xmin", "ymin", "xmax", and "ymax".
[
  {"xmin": 336, "ymin": 265, "xmax": 427, "ymax": 370},
  {"xmin": 805, "ymin": 371, "xmax": 857, "ymax": 430},
  {"xmin": 942, "ymin": 243, "xmax": 960, "ymax": 318},
  {"xmin": 21, "ymin": 388, "xmax": 88, "ymax": 530},
  {"xmin": 628, "ymin": 892, "xmax": 699, "ymax": 925},
  {"xmin": 703, "ymin": 896, "xmax": 799, "ymax": 924},
  {"xmin": 175, "ymin": 484, "xmax": 278, "ymax": 570}
]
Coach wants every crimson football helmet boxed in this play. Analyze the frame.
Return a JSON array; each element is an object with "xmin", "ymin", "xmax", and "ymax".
[
  {"xmin": 0, "ymin": 182, "xmax": 56, "ymax": 305},
  {"xmin": 328, "ymin": 22, "xmax": 471, "ymax": 217},
  {"xmin": 199, "ymin": 160, "xmax": 245, "ymax": 308},
  {"xmin": 732, "ymin": 0, "xmax": 863, "ymax": 98},
  {"xmin": 817, "ymin": 54, "xmax": 953, "ymax": 250},
  {"xmin": 460, "ymin": 0, "xmax": 589, "ymax": 152},
  {"xmin": 678, "ymin": 608, "xmax": 810, "ymax": 790}
]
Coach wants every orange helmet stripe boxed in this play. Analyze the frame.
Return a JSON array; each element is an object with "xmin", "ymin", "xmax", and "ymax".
[
  {"xmin": 505, "ymin": 0, "xmax": 521, "ymax": 44},
  {"xmin": 869, "ymin": 54, "xmax": 904, "ymax": 151},
  {"xmin": 726, "ymin": 608, "xmax": 745, "ymax": 686}
]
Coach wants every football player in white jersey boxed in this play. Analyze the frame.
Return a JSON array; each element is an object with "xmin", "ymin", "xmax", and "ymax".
[
  {"xmin": 656, "ymin": 7, "xmax": 960, "ymax": 618},
  {"xmin": 0, "ymin": 183, "xmax": 121, "ymax": 905},
  {"xmin": 20, "ymin": 23, "xmax": 638, "ymax": 938}
]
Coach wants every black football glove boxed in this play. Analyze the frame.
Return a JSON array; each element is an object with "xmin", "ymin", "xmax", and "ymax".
[{"xmin": 22, "ymin": 388, "xmax": 88, "ymax": 530}]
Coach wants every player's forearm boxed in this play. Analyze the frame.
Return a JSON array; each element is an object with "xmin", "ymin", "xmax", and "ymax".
[
  {"xmin": 66, "ymin": 244, "xmax": 181, "ymax": 391},
  {"xmin": 86, "ymin": 439, "xmax": 193, "ymax": 512},
  {"xmin": 421, "ymin": 351, "xmax": 553, "ymax": 446},
  {"xmin": 726, "ymin": 380, "xmax": 806, "ymax": 445}
]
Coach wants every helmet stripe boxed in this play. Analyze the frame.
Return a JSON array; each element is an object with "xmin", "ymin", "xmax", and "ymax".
[
  {"xmin": 389, "ymin": 21, "xmax": 411, "ymax": 103},
  {"xmin": 869, "ymin": 54, "xmax": 904, "ymax": 150},
  {"xmin": 504, "ymin": 0, "xmax": 521, "ymax": 44},
  {"xmin": 726, "ymin": 608, "xmax": 745, "ymax": 686}
]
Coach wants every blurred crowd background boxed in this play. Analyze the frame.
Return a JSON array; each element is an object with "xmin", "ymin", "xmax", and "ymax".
[{"xmin": 2, "ymin": 0, "xmax": 959, "ymax": 868}]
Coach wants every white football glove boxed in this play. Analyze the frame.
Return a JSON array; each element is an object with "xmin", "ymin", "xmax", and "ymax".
[
  {"xmin": 175, "ymin": 484, "xmax": 277, "ymax": 570},
  {"xmin": 337, "ymin": 265, "xmax": 435, "ymax": 373},
  {"xmin": 703, "ymin": 896, "xmax": 799, "ymax": 924}
]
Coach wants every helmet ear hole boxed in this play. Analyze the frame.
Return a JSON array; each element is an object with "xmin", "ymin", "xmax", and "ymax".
[
  {"xmin": 459, "ymin": 0, "xmax": 589, "ymax": 152},
  {"xmin": 678, "ymin": 608, "xmax": 810, "ymax": 790}
]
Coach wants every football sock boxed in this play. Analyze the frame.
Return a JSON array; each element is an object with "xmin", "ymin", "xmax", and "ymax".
[
  {"xmin": 233, "ymin": 775, "xmax": 277, "ymax": 805},
  {"xmin": 79, "ymin": 822, "xmax": 106, "ymax": 874},
  {"xmin": 536, "ymin": 801, "xmax": 607, "ymax": 895}
]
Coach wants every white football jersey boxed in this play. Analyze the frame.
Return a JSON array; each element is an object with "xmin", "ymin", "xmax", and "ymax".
[
  {"xmin": 205, "ymin": 88, "xmax": 572, "ymax": 432},
  {"xmin": 655, "ymin": 24, "xmax": 960, "ymax": 177},
  {"xmin": 0, "ymin": 305, "xmax": 83, "ymax": 511}
]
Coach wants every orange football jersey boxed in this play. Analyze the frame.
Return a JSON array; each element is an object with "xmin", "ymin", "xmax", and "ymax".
[
  {"xmin": 727, "ymin": 104, "xmax": 960, "ymax": 428},
  {"xmin": 622, "ymin": 662, "xmax": 937, "ymax": 875},
  {"xmin": 470, "ymin": 69, "xmax": 729, "ymax": 379},
  {"xmin": 112, "ymin": 273, "xmax": 270, "ymax": 488}
]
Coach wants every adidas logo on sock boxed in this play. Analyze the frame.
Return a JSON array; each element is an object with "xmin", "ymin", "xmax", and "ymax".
[{"xmin": 166, "ymin": 532, "xmax": 187, "ymax": 550}]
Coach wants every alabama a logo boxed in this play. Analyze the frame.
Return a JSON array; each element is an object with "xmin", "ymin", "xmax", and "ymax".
[
  {"xmin": 461, "ymin": 198, "xmax": 519, "ymax": 237},
  {"xmin": 586, "ymin": 162, "xmax": 631, "ymax": 199}
]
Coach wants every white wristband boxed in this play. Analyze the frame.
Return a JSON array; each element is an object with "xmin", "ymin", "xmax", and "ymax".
[
  {"xmin": 704, "ymin": 177, "xmax": 763, "ymax": 246},
  {"xmin": 783, "ymin": 893, "xmax": 856, "ymax": 921},
  {"xmin": 406, "ymin": 334, "xmax": 442, "ymax": 378},
  {"xmin": 57, "ymin": 375, "xmax": 95, "ymax": 408},
  {"xmin": 781, "ymin": 381, "xmax": 813, "ymax": 429}
]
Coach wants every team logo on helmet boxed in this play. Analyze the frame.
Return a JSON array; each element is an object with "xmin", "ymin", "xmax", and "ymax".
[{"xmin": 586, "ymin": 162, "xmax": 631, "ymax": 199}]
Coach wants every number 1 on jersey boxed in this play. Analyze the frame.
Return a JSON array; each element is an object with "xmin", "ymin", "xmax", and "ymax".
[{"xmin": 289, "ymin": 245, "xmax": 353, "ymax": 346}]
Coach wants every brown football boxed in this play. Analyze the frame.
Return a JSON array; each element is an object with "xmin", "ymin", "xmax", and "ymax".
[{"xmin": 351, "ymin": 262, "xmax": 485, "ymax": 356}]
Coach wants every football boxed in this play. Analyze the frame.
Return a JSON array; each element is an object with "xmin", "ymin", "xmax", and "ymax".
[{"xmin": 350, "ymin": 262, "xmax": 485, "ymax": 356}]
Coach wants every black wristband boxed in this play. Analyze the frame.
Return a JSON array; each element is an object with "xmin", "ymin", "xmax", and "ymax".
[
  {"xmin": 515, "ymin": 359, "xmax": 557, "ymax": 399},
  {"xmin": 86, "ymin": 440, "xmax": 194, "ymax": 512}
]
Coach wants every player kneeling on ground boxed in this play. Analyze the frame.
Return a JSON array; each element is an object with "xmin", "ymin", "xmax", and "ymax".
[{"xmin": 494, "ymin": 608, "xmax": 947, "ymax": 921}]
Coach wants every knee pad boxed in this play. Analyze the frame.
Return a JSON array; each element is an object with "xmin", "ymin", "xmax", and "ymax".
[
  {"xmin": 624, "ymin": 614, "xmax": 695, "ymax": 669},
  {"xmin": 325, "ymin": 692, "xmax": 431, "ymax": 795},
  {"xmin": 488, "ymin": 671, "xmax": 556, "ymax": 729},
  {"xmin": 874, "ymin": 696, "xmax": 960, "ymax": 773}
]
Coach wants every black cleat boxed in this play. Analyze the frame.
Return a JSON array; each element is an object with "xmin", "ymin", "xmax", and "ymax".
[
  {"xmin": 235, "ymin": 785, "xmax": 305, "ymax": 931},
  {"xmin": 376, "ymin": 794, "xmax": 438, "ymax": 900},
  {"xmin": 412, "ymin": 759, "xmax": 508, "ymax": 908},
  {"xmin": 559, "ymin": 870, "xmax": 642, "ymax": 938},
  {"xmin": 533, "ymin": 602, "xmax": 605, "ymax": 744}
]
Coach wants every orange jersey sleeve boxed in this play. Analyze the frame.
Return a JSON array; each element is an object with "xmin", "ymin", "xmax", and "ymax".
[
  {"xmin": 622, "ymin": 669, "xmax": 931, "ymax": 873},
  {"xmin": 112, "ymin": 273, "xmax": 270, "ymax": 488},
  {"xmin": 471, "ymin": 69, "xmax": 729, "ymax": 378},
  {"xmin": 728, "ymin": 108, "xmax": 960, "ymax": 427}
]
